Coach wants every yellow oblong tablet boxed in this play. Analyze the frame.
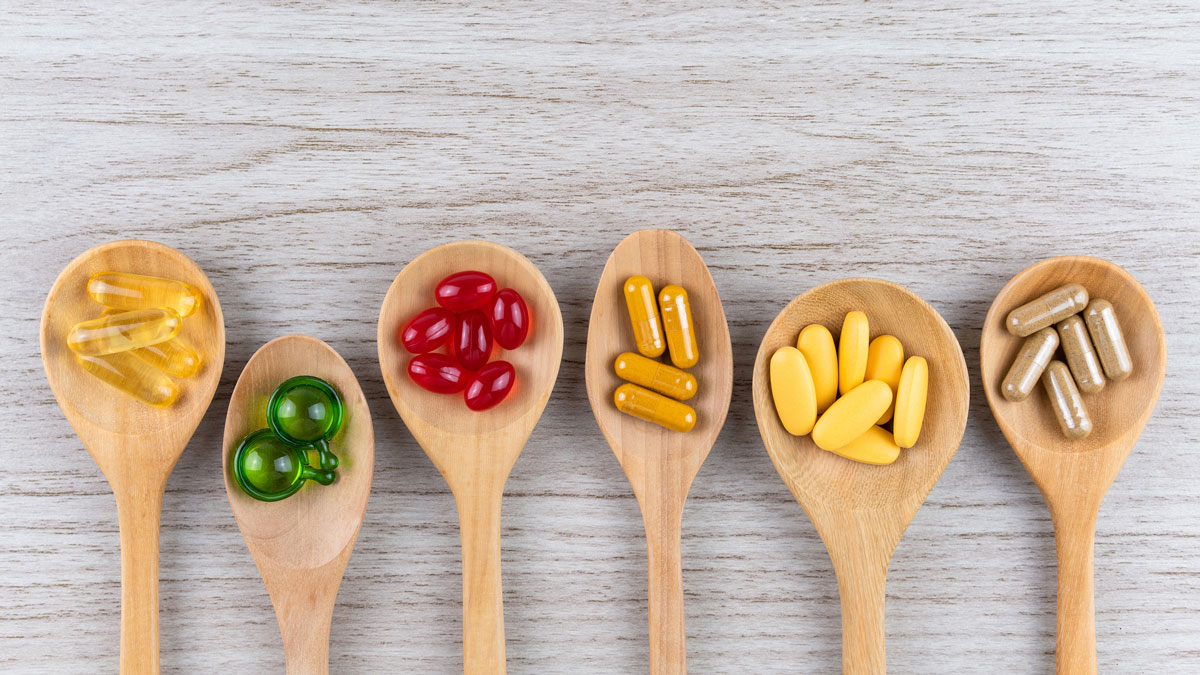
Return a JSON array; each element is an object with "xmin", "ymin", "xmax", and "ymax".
[
  {"xmin": 838, "ymin": 311, "xmax": 869, "ymax": 395},
  {"xmin": 614, "ymin": 383, "xmax": 697, "ymax": 433},
  {"xmin": 797, "ymin": 324, "xmax": 838, "ymax": 414},
  {"xmin": 824, "ymin": 425, "xmax": 901, "ymax": 466},
  {"xmin": 659, "ymin": 284, "xmax": 699, "ymax": 369},
  {"xmin": 812, "ymin": 379, "xmax": 892, "ymax": 452},
  {"xmin": 623, "ymin": 276, "xmax": 665, "ymax": 358},
  {"xmin": 614, "ymin": 351, "xmax": 697, "ymax": 401},
  {"xmin": 864, "ymin": 335, "xmax": 904, "ymax": 424},
  {"xmin": 770, "ymin": 347, "xmax": 817, "ymax": 436},
  {"xmin": 893, "ymin": 356, "xmax": 929, "ymax": 448}
]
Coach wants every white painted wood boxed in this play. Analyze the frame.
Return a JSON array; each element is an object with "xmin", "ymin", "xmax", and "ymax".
[{"xmin": 1, "ymin": 1, "xmax": 1198, "ymax": 672}]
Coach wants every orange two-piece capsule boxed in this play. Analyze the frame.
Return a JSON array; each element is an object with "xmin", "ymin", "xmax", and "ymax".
[
  {"xmin": 623, "ymin": 276, "xmax": 666, "ymax": 358},
  {"xmin": 614, "ymin": 383, "xmax": 696, "ymax": 432},
  {"xmin": 614, "ymin": 352, "xmax": 697, "ymax": 401},
  {"xmin": 659, "ymin": 285, "xmax": 699, "ymax": 369}
]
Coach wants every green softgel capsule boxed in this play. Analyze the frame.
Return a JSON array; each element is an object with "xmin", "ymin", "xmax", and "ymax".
[
  {"xmin": 233, "ymin": 429, "xmax": 336, "ymax": 502},
  {"xmin": 268, "ymin": 375, "xmax": 344, "ymax": 445}
]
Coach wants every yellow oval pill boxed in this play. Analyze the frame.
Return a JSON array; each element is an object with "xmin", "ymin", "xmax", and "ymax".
[
  {"xmin": 838, "ymin": 311, "xmax": 869, "ymax": 395},
  {"xmin": 824, "ymin": 425, "xmax": 901, "ymax": 466},
  {"xmin": 864, "ymin": 335, "xmax": 904, "ymax": 424},
  {"xmin": 797, "ymin": 324, "xmax": 838, "ymax": 413},
  {"xmin": 623, "ymin": 275, "xmax": 665, "ymax": 358},
  {"xmin": 614, "ymin": 351, "xmax": 697, "ymax": 401},
  {"xmin": 893, "ymin": 356, "xmax": 929, "ymax": 448},
  {"xmin": 659, "ymin": 284, "xmax": 699, "ymax": 369},
  {"xmin": 614, "ymin": 383, "xmax": 697, "ymax": 433},
  {"xmin": 812, "ymin": 379, "xmax": 892, "ymax": 452},
  {"xmin": 769, "ymin": 347, "xmax": 817, "ymax": 436}
]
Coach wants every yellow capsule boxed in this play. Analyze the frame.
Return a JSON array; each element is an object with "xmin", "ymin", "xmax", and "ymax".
[
  {"xmin": 658, "ymin": 285, "xmax": 699, "ymax": 369},
  {"xmin": 797, "ymin": 324, "xmax": 838, "ymax": 413},
  {"xmin": 88, "ymin": 272, "xmax": 202, "ymax": 317},
  {"xmin": 75, "ymin": 352, "xmax": 179, "ymax": 407},
  {"xmin": 67, "ymin": 308, "xmax": 182, "ymax": 356},
  {"xmin": 623, "ymin": 276, "xmax": 666, "ymax": 358},
  {"xmin": 824, "ymin": 425, "xmax": 901, "ymax": 466},
  {"xmin": 864, "ymin": 335, "xmax": 904, "ymax": 424},
  {"xmin": 893, "ymin": 356, "xmax": 929, "ymax": 449},
  {"xmin": 613, "ymin": 383, "xmax": 696, "ymax": 433},
  {"xmin": 770, "ymin": 347, "xmax": 817, "ymax": 436},
  {"xmin": 812, "ymin": 379, "xmax": 892, "ymax": 452},
  {"xmin": 614, "ymin": 351, "xmax": 697, "ymax": 401},
  {"xmin": 99, "ymin": 308, "xmax": 201, "ymax": 377},
  {"xmin": 838, "ymin": 311, "xmax": 869, "ymax": 395}
]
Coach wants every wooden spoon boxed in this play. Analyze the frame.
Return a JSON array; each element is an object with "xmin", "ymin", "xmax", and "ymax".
[
  {"xmin": 981, "ymin": 256, "xmax": 1165, "ymax": 674},
  {"xmin": 222, "ymin": 334, "xmax": 373, "ymax": 675},
  {"xmin": 584, "ymin": 229, "xmax": 733, "ymax": 675},
  {"xmin": 377, "ymin": 241, "xmax": 563, "ymax": 674},
  {"xmin": 751, "ymin": 278, "xmax": 969, "ymax": 674},
  {"xmin": 40, "ymin": 240, "xmax": 226, "ymax": 675}
]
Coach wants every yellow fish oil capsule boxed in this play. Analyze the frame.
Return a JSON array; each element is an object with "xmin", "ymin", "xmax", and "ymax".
[
  {"xmin": 812, "ymin": 379, "xmax": 892, "ymax": 452},
  {"xmin": 75, "ymin": 351, "xmax": 179, "ymax": 407},
  {"xmin": 826, "ymin": 425, "xmax": 901, "ymax": 466},
  {"xmin": 614, "ymin": 351, "xmax": 697, "ymax": 401},
  {"xmin": 1001, "ymin": 327, "xmax": 1059, "ymax": 402},
  {"xmin": 67, "ymin": 308, "xmax": 182, "ymax": 356},
  {"xmin": 797, "ymin": 324, "xmax": 838, "ymax": 413},
  {"xmin": 1005, "ymin": 283, "xmax": 1088, "ymax": 337},
  {"xmin": 614, "ymin": 383, "xmax": 697, "ymax": 433},
  {"xmin": 1056, "ymin": 315, "xmax": 1105, "ymax": 394},
  {"xmin": 623, "ymin": 276, "xmax": 666, "ymax": 358},
  {"xmin": 1083, "ymin": 299, "xmax": 1133, "ymax": 381},
  {"xmin": 893, "ymin": 356, "xmax": 928, "ymax": 448},
  {"xmin": 838, "ymin": 311, "xmax": 869, "ymax": 395},
  {"xmin": 1042, "ymin": 360, "xmax": 1092, "ymax": 439},
  {"xmin": 88, "ymin": 272, "xmax": 202, "ymax": 317},
  {"xmin": 864, "ymin": 335, "xmax": 904, "ymax": 424},
  {"xmin": 658, "ymin": 284, "xmax": 699, "ymax": 369},
  {"xmin": 770, "ymin": 347, "xmax": 817, "ymax": 436}
]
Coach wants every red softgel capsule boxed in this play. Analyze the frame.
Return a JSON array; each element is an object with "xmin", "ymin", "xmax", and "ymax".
[
  {"xmin": 435, "ymin": 271, "xmax": 497, "ymax": 312},
  {"xmin": 408, "ymin": 353, "xmax": 468, "ymax": 394},
  {"xmin": 400, "ymin": 307, "xmax": 455, "ymax": 354},
  {"xmin": 454, "ymin": 309, "xmax": 493, "ymax": 370},
  {"xmin": 489, "ymin": 288, "xmax": 530, "ymax": 350},
  {"xmin": 464, "ymin": 361, "xmax": 516, "ymax": 411}
]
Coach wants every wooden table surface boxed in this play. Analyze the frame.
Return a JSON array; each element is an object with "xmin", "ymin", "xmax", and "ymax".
[{"xmin": 2, "ymin": 2, "xmax": 1198, "ymax": 673}]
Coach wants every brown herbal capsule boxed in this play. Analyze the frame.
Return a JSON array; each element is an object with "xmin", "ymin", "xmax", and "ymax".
[
  {"xmin": 1083, "ymin": 299, "xmax": 1133, "ymax": 381},
  {"xmin": 1056, "ymin": 315, "xmax": 1105, "ymax": 394},
  {"xmin": 1005, "ymin": 283, "xmax": 1089, "ymax": 337},
  {"xmin": 1001, "ymin": 327, "xmax": 1059, "ymax": 402},
  {"xmin": 1042, "ymin": 361, "xmax": 1092, "ymax": 440}
]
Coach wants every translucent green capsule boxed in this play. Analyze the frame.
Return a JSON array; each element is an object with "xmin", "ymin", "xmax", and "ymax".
[
  {"xmin": 268, "ymin": 376, "xmax": 344, "ymax": 445},
  {"xmin": 232, "ymin": 429, "xmax": 336, "ymax": 502}
]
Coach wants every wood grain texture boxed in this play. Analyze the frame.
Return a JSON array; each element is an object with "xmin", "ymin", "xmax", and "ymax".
[{"xmin": 2, "ymin": 1, "xmax": 1199, "ymax": 673}]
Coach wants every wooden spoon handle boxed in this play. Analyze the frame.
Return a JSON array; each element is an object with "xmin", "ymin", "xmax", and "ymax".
[
  {"xmin": 262, "ymin": 547, "xmax": 354, "ymax": 675},
  {"xmin": 643, "ymin": 501, "xmax": 686, "ymax": 675},
  {"xmin": 1052, "ymin": 507, "xmax": 1100, "ymax": 675},
  {"xmin": 832, "ymin": 557, "xmax": 887, "ymax": 675},
  {"xmin": 455, "ymin": 487, "xmax": 507, "ymax": 674},
  {"xmin": 114, "ymin": 480, "xmax": 166, "ymax": 675}
]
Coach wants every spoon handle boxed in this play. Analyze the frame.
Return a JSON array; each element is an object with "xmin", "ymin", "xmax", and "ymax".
[
  {"xmin": 455, "ymin": 486, "xmax": 507, "ymax": 674},
  {"xmin": 1051, "ymin": 503, "xmax": 1100, "ymax": 675},
  {"xmin": 643, "ymin": 499, "xmax": 686, "ymax": 675},
  {"xmin": 262, "ymin": 549, "xmax": 352, "ymax": 675},
  {"xmin": 113, "ymin": 477, "xmax": 165, "ymax": 675}
]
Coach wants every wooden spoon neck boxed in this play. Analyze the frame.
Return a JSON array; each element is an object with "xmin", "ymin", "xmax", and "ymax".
[{"xmin": 261, "ymin": 553, "xmax": 351, "ymax": 675}]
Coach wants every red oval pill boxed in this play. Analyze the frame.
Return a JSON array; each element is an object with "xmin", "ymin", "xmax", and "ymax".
[
  {"xmin": 464, "ymin": 360, "xmax": 516, "ymax": 411},
  {"xmin": 489, "ymin": 288, "xmax": 530, "ymax": 350},
  {"xmin": 408, "ymin": 353, "xmax": 468, "ymax": 394},
  {"xmin": 400, "ymin": 307, "xmax": 455, "ymax": 354},
  {"xmin": 435, "ymin": 271, "xmax": 497, "ymax": 312},
  {"xmin": 454, "ymin": 309, "xmax": 493, "ymax": 370}
]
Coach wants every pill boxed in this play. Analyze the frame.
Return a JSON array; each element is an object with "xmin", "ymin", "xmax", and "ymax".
[
  {"xmin": 614, "ymin": 383, "xmax": 697, "ymax": 433},
  {"xmin": 88, "ymin": 272, "xmax": 202, "ymax": 317},
  {"xmin": 100, "ymin": 308, "xmax": 201, "ymax": 377},
  {"xmin": 893, "ymin": 356, "xmax": 929, "ymax": 448},
  {"xmin": 838, "ymin": 311, "xmax": 869, "ymax": 395},
  {"xmin": 1005, "ymin": 283, "xmax": 1089, "ymax": 337},
  {"xmin": 623, "ymin": 275, "xmax": 666, "ymax": 358},
  {"xmin": 864, "ymin": 335, "xmax": 904, "ymax": 424},
  {"xmin": 797, "ymin": 324, "xmax": 838, "ymax": 413},
  {"xmin": 769, "ymin": 347, "xmax": 817, "ymax": 436},
  {"xmin": 659, "ymin": 284, "xmax": 699, "ymax": 369},
  {"xmin": 436, "ymin": 270, "xmax": 498, "ymax": 312},
  {"xmin": 1083, "ymin": 299, "xmax": 1133, "ymax": 381},
  {"xmin": 67, "ymin": 308, "xmax": 182, "ymax": 357},
  {"xmin": 812, "ymin": 379, "xmax": 892, "ymax": 452},
  {"xmin": 823, "ymin": 425, "xmax": 901, "ymax": 466},
  {"xmin": 75, "ymin": 351, "xmax": 179, "ymax": 407},
  {"xmin": 1042, "ymin": 360, "xmax": 1092, "ymax": 439},
  {"xmin": 1056, "ymin": 315, "xmax": 1105, "ymax": 394},
  {"xmin": 1001, "ymin": 327, "xmax": 1059, "ymax": 402},
  {"xmin": 615, "ymin": 351, "xmax": 697, "ymax": 401}
]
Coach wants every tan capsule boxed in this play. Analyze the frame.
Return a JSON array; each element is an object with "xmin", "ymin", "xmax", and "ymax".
[
  {"xmin": 1083, "ymin": 299, "xmax": 1133, "ymax": 381},
  {"xmin": 1005, "ymin": 283, "xmax": 1089, "ymax": 337},
  {"xmin": 1056, "ymin": 315, "xmax": 1105, "ymax": 394},
  {"xmin": 614, "ymin": 351, "xmax": 697, "ymax": 401},
  {"xmin": 1001, "ymin": 327, "xmax": 1059, "ymax": 402},
  {"xmin": 1041, "ymin": 361, "xmax": 1092, "ymax": 439}
]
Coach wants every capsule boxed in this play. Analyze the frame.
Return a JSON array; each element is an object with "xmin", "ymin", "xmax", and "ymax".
[
  {"xmin": 75, "ymin": 352, "xmax": 179, "ymax": 407},
  {"xmin": 812, "ymin": 379, "xmax": 892, "ymax": 452},
  {"xmin": 623, "ymin": 276, "xmax": 666, "ymax": 358},
  {"xmin": 88, "ymin": 272, "xmax": 202, "ymax": 317},
  {"xmin": 101, "ymin": 308, "xmax": 201, "ymax": 377},
  {"xmin": 864, "ymin": 335, "xmax": 904, "ymax": 424},
  {"xmin": 1042, "ymin": 360, "xmax": 1092, "ymax": 439},
  {"xmin": 769, "ymin": 347, "xmax": 817, "ymax": 436},
  {"xmin": 1083, "ymin": 299, "xmax": 1133, "ymax": 381},
  {"xmin": 659, "ymin": 285, "xmax": 699, "ymax": 369},
  {"xmin": 797, "ymin": 324, "xmax": 838, "ymax": 414},
  {"xmin": 838, "ymin": 311, "xmax": 869, "ymax": 395},
  {"xmin": 825, "ymin": 425, "xmax": 901, "ymax": 466},
  {"xmin": 1001, "ymin": 327, "xmax": 1059, "ymax": 402},
  {"xmin": 1005, "ymin": 283, "xmax": 1088, "ymax": 337},
  {"xmin": 67, "ymin": 308, "xmax": 182, "ymax": 356},
  {"xmin": 614, "ymin": 352, "xmax": 697, "ymax": 401},
  {"xmin": 614, "ymin": 383, "xmax": 696, "ymax": 433},
  {"xmin": 893, "ymin": 356, "xmax": 929, "ymax": 449},
  {"xmin": 1057, "ymin": 315, "xmax": 1105, "ymax": 394}
]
